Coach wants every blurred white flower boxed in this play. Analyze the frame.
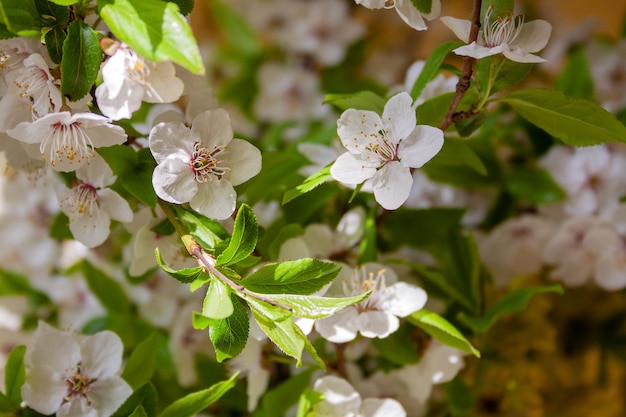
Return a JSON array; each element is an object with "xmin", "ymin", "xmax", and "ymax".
[
  {"xmin": 355, "ymin": 0, "xmax": 440, "ymax": 31},
  {"xmin": 398, "ymin": 60, "xmax": 458, "ymax": 106},
  {"xmin": 587, "ymin": 39, "xmax": 626, "ymax": 113}
]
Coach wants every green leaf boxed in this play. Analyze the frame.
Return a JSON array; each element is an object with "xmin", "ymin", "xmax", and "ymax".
[
  {"xmin": 255, "ymin": 369, "xmax": 313, "ymax": 417},
  {"xmin": 408, "ymin": 309, "xmax": 480, "ymax": 357},
  {"xmin": 209, "ymin": 295, "xmax": 249, "ymax": 362},
  {"xmin": 296, "ymin": 388, "xmax": 324, "ymax": 417},
  {"xmin": 0, "ymin": 269, "xmax": 48, "ymax": 304},
  {"xmin": 4, "ymin": 345, "xmax": 25, "ymax": 405},
  {"xmin": 261, "ymin": 291, "xmax": 370, "ymax": 320},
  {"xmin": 556, "ymin": 46, "xmax": 594, "ymax": 100},
  {"xmin": 423, "ymin": 138, "xmax": 487, "ymax": 176},
  {"xmin": 409, "ymin": 0, "xmax": 433, "ymax": 14},
  {"xmin": 81, "ymin": 260, "xmax": 131, "ymax": 316},
  {"xmin": 476, "ymin": 57, "xmax": 533, "ymax": 95},
  {"xmin": 481, "ymin": 0, "xmax": 514, "ymax": 21},
  {"xmin": 324, "ymin": 90, "xmax": 386, "ymax": 113},
  {"xmin": 410, "ymin": 41, "xmax": 462, "ymax": 102},
  {"xmin": 159, "ymin": 373, "xmax": 239, "ymax": 417},
  {"xmin": 358, "ymin": 207, "xmax": 377, "ymax": 263},
  {"xmin": 192, "ymin": 311, "xmax": 211, "ymax": 330},
  {"xmin": 415, "ymin": 92, "xmax": 454, "ymax": 127},
  {"xmin": 202, "ymin": 277, "xmax": 233, "ymax": 320},
  {"xmin": 242, "ymin": 259, "xmax": 341, "ymax": 295},
  {"xmin": 48, "ymin": 0, "xmax": 77, "ymax": 5},
  {"xmin": 249, "ymin": 301, "xmax": 304, "ymax": 365},
  {"xmin": 168, "ymin": 0, "xmax": 193, "ymax": 15},
  {"xmin": 282, "ymin": 164, "xmax": 333, "ymax": 205},
  {"xmin": 44, "ymin": 26, "xmax": 66, "ymax": 64},
  {"xmin": 0, "ymin": 391, "xmax": 16, "ymax": 412},
  {"xmin": 216, "ymin": 204, "xmax": 258, "ymax": 266},
  {"xmin": 371, "ymin": 323, "xmax": 420, "ymax": 365},
  {"xmin": 207, "ymin": 0, "xmax": 260, "ymax": 56},
  {"xmin": 49, "ymin": 211, "xmax": 73, "ymax": 239},
  {"xmin": 60, "ymin": 20, "xmax": 101, "ymax": 101},
  {"xmin": 0, "ymin": 0, "xmax": 40, "ymax": 36},
  {"xmin": 409, "ymin": 263, "xmax": 474, "ymax": 312},
  {"xmin": 175, "ymin": 206, "xmax": 230, "ymax": 253},
  {"xmin": 155, "ymin": 248, "xmax": 203, "ymax": 283},
  {"xmin": 129, "ymin": 405, "xmax": 148, "ymax": 417},
  {"xmin": 35, "ymin": 0, "xmax": 70, "ymax": 27},
  {"xmin": 112, "ymin": 384, "xmax": 158, "ymax": 417},
  {"xmin": 98, "ymin": 0, "xmax": 204, "ymax": 74},
  {"xmin": 382, "ymin": 208, "xmax": 464, "ymax": 249},
  {"xmin": 458, "ymin": 284, "xmax": 563, "ymax": 333},
  {"xmin": 444, "ymin": 375, "xmax": 474, "ymax": 416},
  {"xmin": 98, "ymin": 146, "xmax": 158, "ymax": 208},
  {"xmin": 501, "ymin": 89, "xmax": 626, "ymax": 146},
  {"xmin": 122, "ymin": 333, "xmax": 160, "ymax": 389},
  {"xmin": 506, "ymin": 166, "xmax": 566, "ymax": 204}
]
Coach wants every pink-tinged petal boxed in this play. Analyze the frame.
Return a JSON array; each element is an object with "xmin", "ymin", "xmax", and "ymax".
[
  {"xmin": 95, "ymin": 79, "xmax": 143, "ymax": 121},
  {"xmin": 81, "ymin": 122, "xmax": 127, "ymax": 148},
  {"xmin": 337, "ymin": 109, "xmax": 384, "ymax": 154},
  {"xmin": 372, "ymin": 162, "xmax": 413, "ymax": 210},
  {"xmin": 331, "ymin": 152, "xmax": 378, "ymax": 184},
  {"xmin": 512, "ymin": 19, "xmax": 552, "ymax": 53},
  {"xmin": 152, "ymin": 158, "xmax": 198, "ymax": 204},
  {"xmin": 314, "ymin": 307, "xmax": 359, "ymax": 343},
  {"xmin": 356, "ymin": 310, "xmax": 399, "ymax": 338},
  {"xmin": 382, "ymin": 92, "xmax": 416, "ymax": 144},
  {"xmin": 192, "ymin": 109, "xmax": 233, "ymax": 149},
  {"xmin": 57, "ymin": 398, "xmax": 98, "ymax": 417},
  {"xmin": 69, "ymin": 205, "xmax": 111, "ymax": 248},
  {"xmin": 190, "ymin": 179, "xmax": 236, "ymax": 220},
  {"xmin": 380, "ymin": 282, "xmax": 427, "ymax": 317},
  {"xmin": 98, "ymin": 189, "xmax": 133, "ymax": 223},
  {"xmin": 397, "ymin": 125, "xmax": 444, "ymax": 168},
  {"xmin": 22, "ymin": 366, "xmax": 66, "ymax": 415},
  {"xmin": 80, "ymin": 331, "xmax": 124, "ymax": 378},
  {"xmin": 453, "ymin": 42, "xmax": 501, "ymax": 59},
  {"xmin": 440, "ymin": 16, "xmax": 471, "ymax": 43},
  {"xmin": 313, "ymin": 376, "xmax": 361, "ymax": 415},
  {"xmin": 502, "ymin": 49, "xmax": 546, "ymax": 63},
  {"xmin": 26, "ymin": 321, "xmax": 79, "ymax": 369},
  {"xmin": 361, "ymin": 398, "xmax": 407, "ymax": 417},
  {"xmin": 76, "ymin": 154, "xmax": 115, "ymax": 187},
  {"xmin": 149, "ymin": 122, "xmax": 196, "ymax": 163},
  {"xmin": 223, "ymin": 139, "xmax": 262, "ymax": 186},
  {"xmin": 394, "ymin": 0, "xmax": 428, "ymax": 30},
  {"xmin": 143, "ymin": 61, "xmax": 184, "ymax": 103}
]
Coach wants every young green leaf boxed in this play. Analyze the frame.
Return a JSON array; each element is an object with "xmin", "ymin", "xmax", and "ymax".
[
  {"xmin": 506, "ymin": 166, "xmax": 566, "ymax": 204},
  {"xmin": 216, "ymin": 204, "xmax": 258, "ymax": 267},
  {"xmin": 98, "ymin": 0, "xmax": 204, "ymax": 74},
  {"xmin": 61, "ymin": 20, "xmax": 101, "ymax": 101},
  {"xmin": 209, "ymin": 295, "xmax": 250, "ymax": 362},
  {"xmin": 415, "ymin": 92, "xmax": 454, "ymax": 127},
  {"xmin": 444, "ymin": 375, "xmax": 474, "ymax": 417},
  {"xmin": 423, "ymin": 138, "xmax": 487, "ymax": 176},
  {"xmin": 458, "ymin": 284, "xmax": 563, "ymax": 333},
  {"xmin": 282, "ymin": 164, "xmax": 332, "ymax": 205},
  {"xmin": 122, "ymin": 333, "xmax": 160, "ymax": 389},
  {"xmin": 295, "ymin": 388, "xmax": 324, "ymax": 417},
  {"xmin": 4, "ymin": 345, "xmax": 26, "ymax": 405},
  {"xmin": 0, "ymin": 0, "xmax": 40, "ymax": 36},
  {"xmin": 249, "ymin": 300, "xmax": 304, "ymax": 365},
  {"xmin": 203, "ymin": 277, "xmax": 234, "ymax": 320},
  {"xmin": 111, "ymin": 383, "xmax": 158, "ymax": 417},
  {"xmin": 259, "ymin": 291, "xmax": 370, "ymax": 320},
  {"xmin": 556, "ymin": 46, "xmax": 595, "ymax": 100},
  {"xmin": 159, "ymin": 373, "xmax": 239, "ymax": 417},
  {"xmin": 371, "ymin": 323, "xmax": 421, "ymax": 365},
  {"xmin": 476, "ymin": 57, "xmax": 533, "ymax": 95},
  {"xmin": 255, "ymin": 369, "xmax": 314, "ymax": 417},
  {"xmin": 192, "ymin": 311, "xmax": 211, "ymax": 330},
  {"xmin": 175, "ymin": 206, "xmax": 230, "ymax": 253},
  {"xmin": 358, "ymin": 207, "xmax": 377, "ymax": 264},
  {"xmin": 207, "ymin": 0, "xmax": 260, "ymax": 56},
  {"xmin": 410, "ymin": 41, "xmax": 463, "ymax": 102},
  {"xmin": 0, "ymin": 392, "xmax": 16, "ymax": 413},
  {"xmin": 81, "ymin": 260, "xmax": 131, "ymax": 316},
  {"xmin": 129, "ymin": 405, "xmax": 148, "ymax": 417},
  {"xmin": 407, "ymin": 309, "xmax": 480, "ymax": 357},
  {"xmin": 501, "ymin": 89, "xmax": 626, "ymax": 146},
  {"xmin": 382, "ymin": 208, "xmax": 464, "ymax": 249},
  {"xmin": 155, "ymin": 248, "xmax": 203, "ymax": 284},
  {"xmin": 242, "ymin": 259, "xmax": 341, "ymax": 295},
  {"xmin": 324, "ymin": 90, "xmax": 386, "ymax": 113},
  {"xmin": 44, "ymin": 26, "xmax": 66, "ymax": 64},
  {"xmin": 35, "ymin": 0, "xmax": 69, "ymax": 27}
]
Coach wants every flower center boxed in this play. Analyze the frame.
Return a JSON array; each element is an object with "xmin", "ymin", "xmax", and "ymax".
[
  {"xmin": 482, "ymin": 7, "xmax": 524, "ymax": 48},
  {"xmin": 13, "ymin": 67, "xmax": 54, "ymax": 117},
  {"xmin": 190, "ymin": 141, "xmax": 231, "ymax": 183},
  {"xmin": 123, "ymin": 48, "xmax": 162, "ymax": 100},
  {"xmin": 41, "ymin": 121, "xmax": 95, "ymax": 168},
  {"xmin": 64, "ymin": 365, "xmax": 94, "ymax": 404},
  {"xmin": 67, "ymin": 181, "xmax": 99, "ymax": 215},
  {"xmin": 344, "ymin": 267, "xmax": 388, "ymax": 312},
  {"xmin": 364, "ymin": 130, "xmax": 397, "ymax": 165}
]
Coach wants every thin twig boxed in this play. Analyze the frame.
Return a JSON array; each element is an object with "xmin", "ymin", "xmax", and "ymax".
[{"xmin": 438, "ymin": 0, "xmax": 483, "ymax": 131}]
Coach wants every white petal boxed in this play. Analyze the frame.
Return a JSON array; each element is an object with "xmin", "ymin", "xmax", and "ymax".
[
  {"xmin": 143, "ymin": 61, "xmax": 184, "ymax": 103},
  {"xmin": 355, "ymin": 0, "xmax": 385, "ymax": 9},
  {"xmin": 356, "ymin": 310, "xmax": 399, "ymax": 339},
  {"xmin": 152, "ymin": 158, "xmax": 198, "ymax": 204},
  {"xmin": 361, "ymin": 398, "xmax": 407, "ymax": 417},
  {"xmin": 223, "ymin": 139, "xmax": 262, "ymax": 186},
  {"xmin": 80, "ymin": 331, "xmax": 124, "ymax": 378},
  {"xmin": 77, "ymin": 154, "xmax": 114, "ymax": 187},
  {"xmin": 313, "ymin": 376, "xmax": 361, "ymax": 415},
  {"xmin": 440, "ymin": 16, "xmax": 471, "ymax": 43},
  {"xmin": 502, "ymin": 49, "xmax": 547, "ymax": 64},
  {"xmin": 98, "ymin": 189, "xmax": 133, "ymax": 223},
  {"xmin": 96, "ymin": 79, "xmax": 143, "ymax": 121},
  {"xmin": 372, "ymin": 162, "xmax": 413, "ymax": 210},
  {"xmin": 380, "ymin": 282, "xmax": 427, "ymax": 317},
  {"xmin": 331, "ymin": 152, "xmax": 377, "ymax": 184},
  {"xmin": 314, "ymin": 307, "xmax": 359, "ymax": 343},
  {"xmin": 22, "ymin": 367, "xmax": 66, "ymax": 415},
  {"xmin": 57, "ymin": 398, "xmax": 98, "ymax": 417},
  {"xmin": 453, "ymin": 43, "xmax": 502, "ymax": 59},
  {"xmin": 512, "ymin": 19, "xmax": 552, "ymax": 53},
  {"xmin": 382, "ymin": 92, "xmax": 416, "ymax": 144},
  {"xmin": 337, "ymin": 109, "xmax": 384, "ymax": 154},
  {"xmin": 69, "ymin": 205, "xmax": 111, "ymax": 248},
  {"xmin": 87, "ymin": 377, "xmax": 132, "ymax": 417},
  {"xmin": 26, "ymin": 321, "xmax": 79, "ymax": 369},
  {"xmin": 397, "ymin": 125, "xmax": 444, "ymax": 168},
  {"xmin": 394, "ymin": 0, "xmax": 428, "ymax": 30},
  {"xmin": 149, "ymin": 121, "xmax": 196, "ymax": 163},
  {"xmin": 192, "ymin": 109, "xmax": 233, "ymax": 149},
  {"xmin": 190, "ymin": 179, "xmax": 237, "ymax": 220}
]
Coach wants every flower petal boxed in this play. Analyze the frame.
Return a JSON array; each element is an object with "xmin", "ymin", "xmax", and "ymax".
[
  {"xmin": 80, "ymin": 331, "xmax": 124, "ymax": 378},
  {"xmin": 152, "ymin": 157, "xmax": 198, "ymax": 204},
  {"xmin": 453, "ymin": 42, "xmax": 502, "ymax": 59},
  {"xmin": 361, "ymin": 398, "xmax": 407, "ymax": 417},
  {"xmin": 315, "ymin": 307, "xmax": 359, "ymax": 343},
  {"xmin": 192, "ymin": 109, "xmax": 233, "ymax": 149},
  {"xmin": 394, "ymin": 0, "xmax": 428, "ymax": 31},
  {"xmin": 149, "ymin": 121, "xmax": 196, "ymax": 163},
  {"xmin": 397, "ymin": 125, "xmax": 444, "ymax": 168},
  {"xmin": 223, "ymin": 138, "xmax": 262, "ymax": 186},
  {"xmin": 372, "ymin": 161, "xmax": 413, "ymax": 210},
  {"xmin": 313, "ymin": 376, "xmax": 361, "ymax": 415},
  {"xmin": 382, "ymin": 92, "xmax": 416, "ymax": 144},
  {"xmin": 143, "ymin": 61, "xmax": 184, "ymax": 103},
  {"xmin": 512, "ymin": 19, "xmax": 552, "ymax": 53},
  {"xmin": 86, "ymin": 376, "xmax": 132, "ymax": 417},
  {"xmin": 337, "ymin": 108, "xmax": 384, "ymax": 154},
  {"xmin": 380, "ymin": 282, "xmax": 427, "ymax": 317},
  {"xmin": 502, "ymin": 49, "xmax": 547, "ymax": 64},
  {"xmin": 190, "ymin": 179, "xmax": 236, "ymax": 220},
  {"xmin": 97, "ymin": 189, "xmax": 133, "ymax": 223},
  {"xmin": 331, "ymin": 152, "xmax": 377, "ymax": 184},
  {"xmin": 440, "ymin": 16, "xmax": 471, "ymax": 43},
  {"xmin": 22, "ymin": 366, "xmax": 66, "ymax": 415},
  {"xmin": 68, "ymin": 204, "xmax": 111, "ymax": 248},
  {"xmin": 356, "ymin": 310, "xmax": 399, "ymax": 339}
]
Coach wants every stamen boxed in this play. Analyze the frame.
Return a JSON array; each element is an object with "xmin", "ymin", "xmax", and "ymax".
[{"xmin": 190, "ymin": 142, "xmax": 231, "ymax": 183}]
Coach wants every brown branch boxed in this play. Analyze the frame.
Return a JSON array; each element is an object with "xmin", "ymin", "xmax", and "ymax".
[{"xmin": 438, "ymin": 0, "xmax": 483, "ymax": 132}]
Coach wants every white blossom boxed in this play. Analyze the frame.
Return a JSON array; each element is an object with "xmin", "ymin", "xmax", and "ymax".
[
  {"xmin": 355, "ymin": 0, "xmax": 440, "ymax": 31},
  {"xmin": 95, "ymin": 43, "xmax": 184, "ymax": 120},
  {"xmin": 21, "ymin": 321, "xmax": 132, "ymax": 417},
  {"xmin": 330, "ymin": 92, "xmax": 443, "ymax": 210},
  {"xmin": 149, "ymin": 109, "xmax": 262, "ymax": 220},
  {"xmin": 441, "ymin": 6, "xmax": 552, "ymax": 63},
  {"xmin": 56, "ymin": 155, "xmax": 133, "ymax": 248},
  {"xmin": 315, "ymin": 263, "xmax": 427, "ymax": 343}
]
